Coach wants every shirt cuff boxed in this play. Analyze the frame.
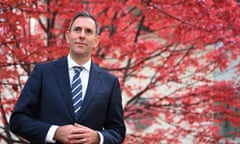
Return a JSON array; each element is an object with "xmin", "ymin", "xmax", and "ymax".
[
  {"xmin": 97, "ymin": 131, "xmax": 104, "ymax": 144},
  {"xmin": 45, "ymin": 125, "xmax": 59, "ymax": 143}
]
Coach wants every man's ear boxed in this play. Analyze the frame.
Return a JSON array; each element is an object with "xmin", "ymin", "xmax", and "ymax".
[
  {"xmin": 94, "ymin": 35, "xmax": 100, "ymax": 47},
  {"xmin": 65, "ymin": 31, "xmax": 70, "ymax": 43}
]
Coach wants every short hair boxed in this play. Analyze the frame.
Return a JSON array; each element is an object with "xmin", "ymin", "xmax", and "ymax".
[{"xmin": 68, "ymin": 11, "xmax": 99, "ymax": 35}]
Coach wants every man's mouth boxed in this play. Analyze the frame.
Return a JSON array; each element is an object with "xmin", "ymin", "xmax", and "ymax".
[{"xmin": 75, "ymin": 42, "xmax": 87, "ymax": 46}]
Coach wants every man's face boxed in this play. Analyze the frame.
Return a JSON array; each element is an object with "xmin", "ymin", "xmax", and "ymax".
[{"xmin": 65, "ymin": 17, "xmax": 99, "ymax": 59}]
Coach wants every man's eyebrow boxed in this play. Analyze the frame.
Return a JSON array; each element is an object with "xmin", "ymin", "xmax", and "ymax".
[
  {"xmin": 73, "ymin": 26, "xmax": 81, "ymax": 29},
  {"xmin": 73, "ymin": 26, "xmax": 93, "ymax": 30}
]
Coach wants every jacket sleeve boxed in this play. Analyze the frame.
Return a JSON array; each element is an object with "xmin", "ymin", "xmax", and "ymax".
[
  {"xmin": 100, "ymin": 78, "xmax": 126, "ymax": 144},
  {"xmin": 9, "ymin": 64, "xmax": 51, "ymax": 143}
]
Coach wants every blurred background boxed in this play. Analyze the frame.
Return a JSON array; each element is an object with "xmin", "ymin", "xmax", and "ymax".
[{"xmin": 0, "ymin": 0, "xmax": 240, "ymax": 143}]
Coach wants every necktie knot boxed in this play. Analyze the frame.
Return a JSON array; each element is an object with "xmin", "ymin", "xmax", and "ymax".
[{"xmin": 73, "ymin": 66, "xmax": 82, "ymax": 75}]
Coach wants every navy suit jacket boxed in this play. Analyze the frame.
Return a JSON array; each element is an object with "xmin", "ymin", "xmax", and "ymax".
[{"xmin": 10, "ymin": 57, "xmax": 126, "ymax": 144}]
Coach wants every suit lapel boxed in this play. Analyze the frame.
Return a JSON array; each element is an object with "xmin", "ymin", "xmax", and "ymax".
[
  {"xmin": 54, "ymin": 57, "xmax": 75, "ymax": 120},
  {"xmin": 77, "ymin": 62, "xmax": 102, "ymax": 120}
]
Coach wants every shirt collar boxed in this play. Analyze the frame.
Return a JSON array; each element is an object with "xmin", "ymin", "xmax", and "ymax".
[{"xmin": 67, "ymin": 55, "xmax": 91, "ymax": 72}]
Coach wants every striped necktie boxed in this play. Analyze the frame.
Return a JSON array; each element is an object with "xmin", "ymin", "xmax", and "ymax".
[{"xmin": 71, "ymin": 66, "xmax": 83, "ymax": 118}]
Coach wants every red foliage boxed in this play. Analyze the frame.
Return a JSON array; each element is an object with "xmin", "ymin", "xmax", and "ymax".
[{"xmin": 0, "ymin": 0, "xmax": 240, "ymax": 143}]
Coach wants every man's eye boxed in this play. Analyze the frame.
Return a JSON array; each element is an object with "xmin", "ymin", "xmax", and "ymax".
[
  {"xmin": 86, "ymin": 29, "xmax": 93, "ymax": 34},
  {"xmin": 74, "ymin": 27, "xmax": 80, "ymax": 31}
]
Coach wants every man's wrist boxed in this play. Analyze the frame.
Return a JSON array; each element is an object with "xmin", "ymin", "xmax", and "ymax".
[
  {"xmin": 45, "ymin": 125, "xmax": 59, "ymax": 143},
  {"xmin": 96, "ymin": 131, "xmax": 104, "ymax": 144}
]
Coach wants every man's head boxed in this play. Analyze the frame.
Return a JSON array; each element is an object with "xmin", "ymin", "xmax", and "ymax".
[
  {"xmin": 65, "ymin": 11, "xmax": 100, "ymax": 64},
  {"xmin": 68, "ymin": 11, "xmax": 99, "ymax": 35}
]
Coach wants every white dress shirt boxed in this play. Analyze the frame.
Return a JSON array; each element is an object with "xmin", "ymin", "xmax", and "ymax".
[
  {"xmin": 68, "ymin": 55, "xmax": 90, "ymax": 99},
  {"xmin": 45, "ymin": 55, "xmax": 103, "ymax": 144}
]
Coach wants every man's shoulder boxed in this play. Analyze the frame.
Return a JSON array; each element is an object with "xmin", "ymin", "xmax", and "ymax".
[
  {"xmin": 37, "ymin": 56, "xmax": 66, "ymax": 67},
  {"xmin": 92, "ymin": 62, "xmax": 118, "ymax": 80}
]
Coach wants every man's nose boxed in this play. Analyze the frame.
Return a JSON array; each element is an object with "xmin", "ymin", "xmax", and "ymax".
[{"xmin": 79, "ymin": 30, "xmax": 86, "ymax": 38}]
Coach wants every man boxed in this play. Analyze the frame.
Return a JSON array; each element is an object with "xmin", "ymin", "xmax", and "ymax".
[{"xmin": 10, "ymin": 11, "xmax": 126, "ymax": 144}]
